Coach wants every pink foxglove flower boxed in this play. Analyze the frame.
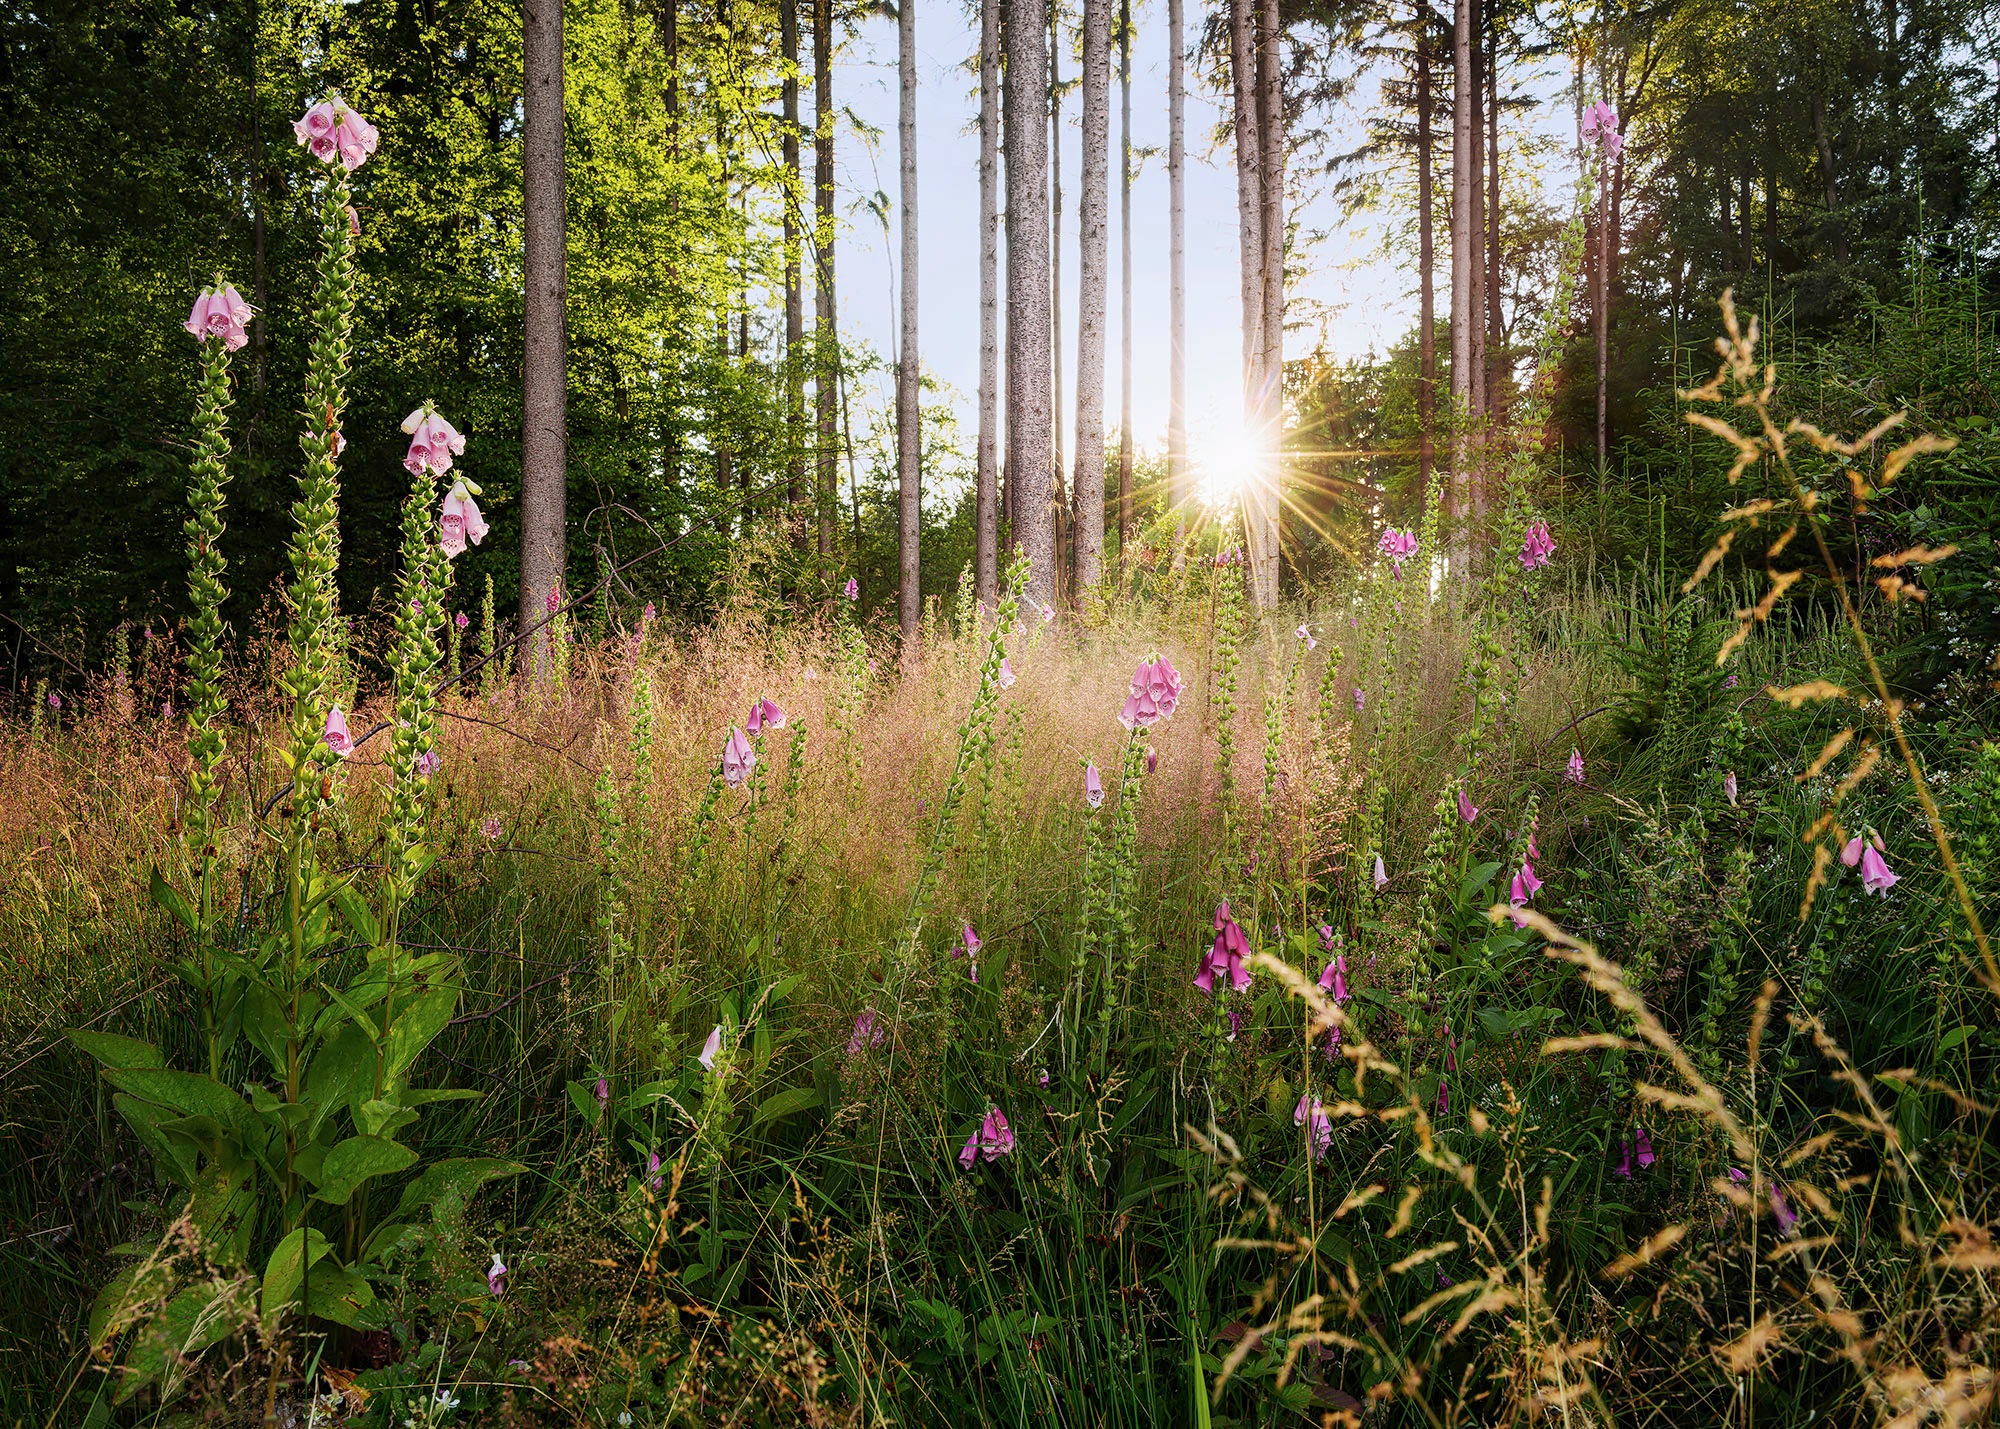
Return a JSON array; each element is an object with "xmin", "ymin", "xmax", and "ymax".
[
  {"xmin": 746, "ymin": 697, "xmax": 786, "ymax": 734},
  {"xmin": 402, "ymin": 404, "xmax": 467, "ymax": 477},
  {"xmin": 1435, "ymin": 1080, "xmax": 1449, "ymax": 1115},
  {"xmin": 1292, "ymin": 1093, "xmax": 1333, "ymax": 1160},
  {"xmin": 1318, "ymin": 923, "xmax": 1334, "ymax": 952},
  {"xmin": 998, "ymin": 657, "xmax": 1016, "ymax": 689},
  {"xmin": 1318, "ymin": 954, "xmax": 1350, "ymax": 1005},
  {"xmin": 1353, "ymin": 687, "xmax": 1366, "ymax": 713},
  {"xmin": 439, "ymin": 479, "xmax": 488, "ymax": 557},
  {"xmin": 1456, "ymin": 788, "xmax": 1479, "ymax": 824},
  {"xmin": 1518, "ymin": 521, "xmax": 1556, "ymax": 570},
  {"xmin": 184, "ymin": 283, "xmax": 252, "ymax": 351},
  {"xmin": 1041, "ymin": 602, "xmax": 1057, "ymax": 623},
  {"xmin": 1566, "ymin": 749, "xmax": 1585, "ymax": 784},
  {"xmin": 416, "ymin": 750, "xmax": 440, "ymax": 779},
  {"xmin": 1323, "ymin": 1027, "xmax": 1342, "ymax": 1061},
  {"xmin": 1858, "ymin": 843, "xmax": 1898, "ymax": 895},
  {"xmin": 1145, "ymin": 746, "xmax": 1158, "ymax": 775},
  {"xmin": 1084, "ymin": 763, "xmax": 1104, "ymax": 808},
  {"xmin": 956, "ymin": 923, "xmax": 982, "ymax": 984},
  {"xmin": 721, "ymin": 727, "xmax": 755, "ymax": 787},
  {"xmin": 294, "ymin": 96, "xmax": 379, "ymax": 171},
  {"xmin": 1635, "ymin": 1127, "xmax": 1655, "ymax": 1169},
  {"xmin": 487, "ymin": 1253, "xmax": 508, "ymax": 1296},
  {"xmin": 1723, "ymin": 771, "xmax": 1738, "ymax": 806},
  {"xmin": 847, "ymin": 1008, "xmax": 884, "ymax": 1057},
  {"xmin": 593, "ymin": 1077, "xmax": 609, "ymax": 1106},
  {"xmin": 1727, "ymin": 1166, "xmax": 1748, "ymax": 1185},
  {"xmin": 346, "ymin": 204, "xmax": 361, "ymax": 236},
  {"xmin": 1509, "ymin": 861, "xmax": 1543, "ymax": 904},
  {"xmin": 958, "ymin": 1107, "xmax": 1016, "ymax": 1169},
  {"xmin": 1193, "ymin": 902, "xmax": 1252, "ymax": 994},
  {"xmin": 1295, "ymin": 622, "xmax": 1317, "ymax": 651},
  {"xmin": 1377, "ymin": 527, "xmax": 1418, "ymax": 576},
  {"xmin": 1225, "ymin": 1009, "xmax": 1242, "ymax": 1040},
  {"xmin": 698, "ymin": 1025, "xmax": 723, "ymax": 1072},
  {"xmin": 1614, "ymin": 1139, "xmax": 1632, "ymax": 1179},
  {"xmin": 1373, "ymin": 855, "xmax": 1388, "ymax": 891},
  {"xmin": 322, "ymin": 705, "xmax": 354, "ymax": 758},
  {"xmin": 480, "ymin": 815, "xmax": 504, "ymax": 842},
  {"xmin": 646, "ymin": 1151, "xmax": 664, "ymax": 1192},
  {"xmin": 455, "ymin": 611, "xmax": 470, "ymax": 630},
  {"xmin": 1770, "ymin": 1186, "xmax": 1798, "ymax": 1236},
  {"xmin": 1581, "ymin": 100, "xmax": 1622, "ymax": 157},
  {"xmin": 843, "ymin": 577, "xmax": 858, "ymax": 600}
]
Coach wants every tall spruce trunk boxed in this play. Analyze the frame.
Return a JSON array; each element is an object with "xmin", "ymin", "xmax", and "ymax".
[
  {"xmin": 1415, "ymin": 5, "xmax": 1434, "ymax": 497},
  {"xmin": 1006, "ymin": 0, "xmax": 1056, "ymax": 607},
  {"xmin": 1448, "ymin": 0, "xmax": 1474, "ymax": 560},
  {"xmin": 1117, "ymin": 0, "xmax": 1133, "ymax": 571},
  {"xmin": 1049, "ymin": 0, "xmax": 1067, "ymax": 599},
  {"xmin": 813, "ymin": 0, "xmax": 837, "ymax": 567},
  {"xmin": 1467, "ymin": 4, "xmax": 1485, "ymax": 426},
  {"xmin": 1072, "ymin": 0, "xmax": 1110, "ymax": 593},
  {"xmin": 521, "ymin": 0, "xmax": 568, "ymax": 670},
  {"xmin": 977, "ymin": 0, "xmax": 1001, "ymax": 603},
  {"xmin": 783, "ymin": 0, "xmax": 806, "ymax": 543},
  {"xmin": 1167, "ymin": 0, "xmax": 1187, "ymax": 525},
  {"xmin": 1254, "ymin": 0, "xmax": 1283, "ymax": 606},
  {"xmin": 897, "ymin": 0, "xmax": 921, "ymax": 642},
  {"xmin": 1228, "ymin": 0, "xmax": 1267, "ymax": 595},
  {"xmin": 1485, "ymin": 25, "xmax": 1502, "ymax": 421}
]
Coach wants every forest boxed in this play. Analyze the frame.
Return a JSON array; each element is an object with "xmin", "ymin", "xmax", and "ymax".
[{"xmin": 1, "ymin": 0, "xmax": 1997, "ymax": 1423}]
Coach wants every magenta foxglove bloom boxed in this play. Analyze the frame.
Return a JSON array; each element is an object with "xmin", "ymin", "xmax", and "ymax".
[
  {"xmin": 1084, "ymin": 763, "xmax": 1104, "ymax": 809},
  {"xmin": 1377, "ymin": 527, "xmax": 1418, "ymax": 576},
  {"xmin": 1120, "ymin": 656, "xmax": 1183, "ymax": 729},
  {"xmin": 1225, "ymin": 1009, "xmax": 1242, "ymax": 1040},
  {"xmin": 323, "ymin": 705, "xmax": 354, "ymax": 758},
  {"xmin": 1843, "ymin": 831, "xmax": 1897, "ymax": 894},
  {"xmin": 402, "ymin": 404, "xmax": 467, "ymax": 477},
  {"xmin": 998, "ymin": 657, "xmax": 1016, "ymax": 689},
  {"xmin": 1527, "ymin": 825, "xmax": 1541, "ymax": 860},
  {"xmin": 1145, "ymin": 746, "xmax": 1158, "ymax": 775},
  {"xmin": 1038, "ymin": 1068, "xmax": 1050, "ymax": 1087},
  {"xmin": 958, "ymin": 1107, "xmax": 1016, "ymax": 1169},
  {"xmin": 480, "ymin": 815, "xmax": 504, "ymax": 842},
  {"xmin": 1295, "ymin": 622, "xmax": 1317, "ymax": 651},
  {"xmin": 1323, "ymin": 1027, "xmax": 1342, "ymax": 1061},
  {"xmin": 1635, "ymin": 1127, "xmax": 1655, "ymax": 1169},
  {"xmin": 1373, "ymin": 855, "xmax": 1388, "ymax": 891},
  {"xmin": 1318, "ymin": 954, "xmax": 1349, "ymax": 1005},
  {"xmin": 184, "ymin": 283, "xmax": 252, "ymax": 351},
  {"xmin": 721, "ymin": 727, "xmax": 755, "ymax": 787},
  {"xmin": 416, "ymin": 750, "xmax": 440, "ymax": 779},
  {"xmin": 1723, "ymin": 771, "xmax": 1738, "ymax": 806},
  {"xmin": 487, "ymin": 1253, "xmax": 508, "ymax": 1296},
  {"xmin": 1435, "ymin": 1080, "xmax": 1449, "ymax": 1115},
  {"xmin": 746, "ymin": 697, "xmax": 786, "ymax": 734},
  {"xmin": 1727, "ymin": 1166, "xmax": 1748, "ymax": 1185},
  {"xmin": 1509, "ymin": 861, "xmax": 1543, "ymax": 904},
  {"xmin": 593, "ymin": 1077, "xmax": 609, "ymax": 1106},
  {"xmin": 1353, "ymin": 687, "xmax": 1366, "ymax": 713},
  {"xmin": 1518, "ymin": 521, "xmax": 1556, "ymax": 570},
  {"xmin": 1565, "ymin": 748, "xmax": 1585, "ymax": 784},
  {"xmin": 1041, "ymin": 602, "xmax": 1057, "ymax": 623},
  {"xmin": 1456, "ymin": 788, "xmax": 1479, "ymax": 824},
  {"xmin": 699, "ymin": 1025, "xmax": 723, "ymax": 1072},
  {"xmin": 1292, "ymin": 1093, "xmax": 1333, "ymax": 1160},
  {"xmin": 1613, "ymin": 1139, "xmax": 1632, "ymax": 1179},
  {"xmin": 847, "ymin": 1008, "xmax": 884, "ymax": 1058},
  {"xmin": 956, "ymin": 923, "xmax": 982, "ymax": 984},
  {"xmin": 346, "ymin": 204, "xmax": 361, "ymax": 236},
  {"xmin": 1581, "ymin": 100, "xmax": 1622, "ymax": 158},
  {"xmin": 646, "ymin": 1150, "xmax": 664, "ymax": 1192},
  {"xmin": 293, "ymin": 96, "xmax": 379, "ymax": 170},
  {"xmin": 1770, "ymin": 1186, "xmax": 1798, "ymax": 1235},
  {"xmin": 843, "ymin": 577, "xmax": 859, "ymax": 600},
  {"xmin": 1318, "ymin": 923, "xmax": 1334, "ymax": 952},
  {"xmin": 454, "ymin": 611, "xmax": 470, "ymax": 631},
  {"xmin": 1193, "ymin": 902, "xmax": 1252, "ymax": 994},
  {"xmin": 439, "ymin": 479, "xmax": 488, "ymax": 558}
]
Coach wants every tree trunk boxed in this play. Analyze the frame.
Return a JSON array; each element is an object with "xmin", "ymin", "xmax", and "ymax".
[
  {"xmin": 783, "ymin": 0, "xmax": 806, "ymax": 546},
  {"xmin": 1229, "ymin": 0, "xmax": 1266, "ymax": 591},
  {"xmin": 1049, "ymin": 0, "xmax": 1068, "ymax": 600},
  {"xmin": 897, "ymin": 0, "xmax": 921, "ymax": 643},
  {"xmin": 814, "ymin": 0, "xmax": 837, "ymax": 569},
  {"xmin": 1484, "ymin": 21, "xmax": 1502, "ymax": 422},
  {"xmin": 1073, "ymin": 0, "xmax": 1109, "ymax": 593},
  {"xmin": 1448, "ymin": 0, "xmax": 1473, "ymax": 554},
  {"xmin": 1415, "ymin": 3, "xmax": 1433, "ymax": 498},
  {"xmin": 1167, "ymin": 0, "xmax": 1187, "ymax": 529},
  {"xmin": 977, "ymin": 0, "xmax": 1001, "ymax": 604},
  {"xmin": 1254, "ymin": 0, "xmax": 1283, "ymax": 606},
  {"xmin": 1466, "ymin": 7, "xmax": 1485, "ymax": 426},
  {"xmin": 1117, "ymin": 0, "xmax": 1133, "ymax": 572},
  {"xmin": 1811, "ymin": 95, "xmax": 1846, "ymax": 263},
  {"xmin": 1006, "ymin": 0, "xmax": 1056, "ymax": 607},
  {"xmin": 521, "ymin": 0, "xmax": 568, "ymax": 671}
]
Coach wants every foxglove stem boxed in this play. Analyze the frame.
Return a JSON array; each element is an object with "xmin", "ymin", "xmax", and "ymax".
[{"xmin": 184, "ymin": 305, "xmax": 235, "ymax": 1078}]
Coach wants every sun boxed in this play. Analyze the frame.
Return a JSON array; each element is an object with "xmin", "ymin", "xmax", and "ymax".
[{"xmin": 1189, "ymin": 420, "xmax": 1269, "ymax": 512}]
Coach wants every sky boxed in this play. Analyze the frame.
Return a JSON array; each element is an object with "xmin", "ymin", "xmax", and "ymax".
[{"xmin": 825, "ymin": 5, "xmax": 1414, "ymax": 480}]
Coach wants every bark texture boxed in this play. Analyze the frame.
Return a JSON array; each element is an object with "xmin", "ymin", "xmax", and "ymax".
[{"xmin": 521, "ymin": 0, "xmax": 568, "ymax": 671}]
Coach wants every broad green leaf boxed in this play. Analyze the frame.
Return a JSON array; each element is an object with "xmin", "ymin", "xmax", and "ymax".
[
  {"xmin": 1937, "ymin": 1025, "xmax": 1976, "ymax": 1053},
  {"xmin": 261, "ymin": 1227, "xmax": 332, "ymax": 1322},
  {"xmin": 750, "ymin": 1086, "xmax": 822, "ymax": 1129},
  {"xmin": 111, "ymin": 1094, "xmax": 200, "ymax": 1186},
  {"xmin": 330, "ymin": 884, "xmax": 380, "ymax": 946},
  {"xmin": 68, "ymin": 1029, "xmax": 164, "ymax": 1071},
  {"xmin": 101, "ymin": 1068, "xmax": 251, "ymax": 1129},
  {"xmin": 388, "ymin": 1156, "xmax": 526, "ymax": 1228},
  {"xmin": 305, "ymin": 1262, "xmax": 381, "ymax": 1328},
  {"xmin": 148, "ymin": 867, "xmax": 197, "ymax": 932},
  {"xmin": 311, "ymin": 1135, "xmax": 419, "ymax": 1206},
  {"xmin": 305, "ymin": 1020, "xmax": 378, "ymax": 1136},
  {"xmin": 382, "ymin": 986, "xmax": 458, "ymax": 1084},
  {"xmin": 355, "ymin": 1099, "xmax": 419, "ymax": 1139}
]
